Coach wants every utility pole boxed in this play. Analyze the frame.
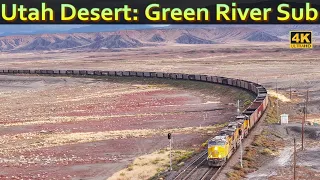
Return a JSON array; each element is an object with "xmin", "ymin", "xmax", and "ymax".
[
  {"xmin": 168, "ymin": 133, "xmax": 172, "ymax": 171},
  {"xmin": 302, "ymin": 103, "xmax": 305, "ymax": 151},
  {"xmin": 302, "ymin": 90, "xmax": 309, "ymax": 151},
  {"xmin": 293, "ymin": 138, "xmax": 297, "ymax": 180},
  {"xmin": 276, "ymin": 79, "xmax": 279, "ymax": 123},
  {"xmin": 237, "ymin": 100, "xmax": 240, "ymax": 115},
  {"xmin": 276, "ymin": 79, "xmax": 278, "ymax": 93},
  {"xmin": 306, "ymin": 89, "xmax": 309, "ymax": 122},
  {"xmin": 240, "ymin": 134, "xmax": 243, "ymax": 168},
  {"xmin": 238, "ymin": 99, "xmax": 243, "ymax": 168},
  {"xmin": 290, "ymin": 86, "xmax": 292, "ymax": 99}
]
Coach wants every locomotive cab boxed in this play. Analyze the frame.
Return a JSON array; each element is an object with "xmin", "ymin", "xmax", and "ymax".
[{"xmin": 207, "ymin": 135, "xmax": 230, "ymax": 167}]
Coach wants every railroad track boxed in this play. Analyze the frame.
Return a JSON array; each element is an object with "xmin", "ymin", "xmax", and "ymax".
[
  {"xmin": 200, "ymin": 167, "xmax": 221, "ymax": 180},
  {"xmin": 172, "ymin": 151, "xmax": 207, "ymax": 180},
  {"xmin": 172, "ymin": 151, "xmax": 222, "ymax": 180}
]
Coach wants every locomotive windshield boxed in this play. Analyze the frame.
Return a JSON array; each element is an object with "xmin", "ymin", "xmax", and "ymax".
[{"xmin": 208, "ymin": 140, "xmax": 225, "ymax": 146}]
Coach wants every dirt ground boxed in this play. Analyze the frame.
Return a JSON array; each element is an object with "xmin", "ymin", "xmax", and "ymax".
[
  {"xmin": 0, "ymin": 41, "xmax": 320, "ymax": 179},
  {"xmin": 0, "ymin": 75, "xmax": 251, "ymax": 179},
  {"xmin": 243, "ymin": 123, "xmax": 320, "ymax": 180},
  {"xmin": 1, "ymin": 42, "xmax": 320, "ymax": 103},
  {"xmin": 218, "ymin": 95, "xmax": 320, "ymax": 180}
]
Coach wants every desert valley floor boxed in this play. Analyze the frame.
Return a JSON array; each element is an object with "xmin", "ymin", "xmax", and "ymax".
[{"xmin": 0, "ymin": 40, "xmax": 320, "ymax": 179}]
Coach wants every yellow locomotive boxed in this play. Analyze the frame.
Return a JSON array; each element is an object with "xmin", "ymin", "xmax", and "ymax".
[
  {"xmin": 207, "ymin": 115, "xmax": 250, "ymax": 167},
  {"xmin": 207, "ymin": 135, "xmax": 230, "ymax": 167}
]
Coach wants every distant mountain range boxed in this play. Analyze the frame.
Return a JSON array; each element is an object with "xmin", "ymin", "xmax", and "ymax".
[
  {"xmin": 0, "ymin": 25, "xmax": 319, "ymax": 37},
  {"xmin": 0, "ymin": 27, "xmax": 286, "ymax": 52},
  {"xmin": 0, "ymin": 24, "xmax": 318, "ymax": 52},
  {"xmin": 0, "ymin": 25, "xmax": 164, "ymax": 36}
]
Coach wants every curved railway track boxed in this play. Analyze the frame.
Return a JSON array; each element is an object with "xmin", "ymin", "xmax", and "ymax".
[
  {"xmin": 173, "ymin": 151, "xmax": 221, "ymax": 180},
  {"xmin": 173, "ymin": 151, "xmax": 208, "ymax": 180},
  {"xmin": 171, "ymin": 150, "xmax": 224, "ymax": 180},
  {"xmin": 200, "ymin": 167, "xmax": 220, "ymax": 180},
  {"xmin": 0, "ymin": 69, "xmax": 269, "ymax": 180}
]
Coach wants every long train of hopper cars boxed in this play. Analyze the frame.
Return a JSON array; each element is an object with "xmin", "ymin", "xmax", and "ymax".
[
  {"xmin": 207, "ymin": 88, "xmax": 267, "ymax": 167},
  {"xmin": 0, "ymin": 69, "xmax": 268, "ymax": 167}
]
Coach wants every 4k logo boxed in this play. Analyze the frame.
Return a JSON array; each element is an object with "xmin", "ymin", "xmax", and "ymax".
[{"xmin": 290, "ymin": 31, "xmax": 312, "ymax": 49}]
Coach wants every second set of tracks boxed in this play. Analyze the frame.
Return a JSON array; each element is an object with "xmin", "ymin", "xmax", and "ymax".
[
  {"xmin": 170, "ymin": 101, "xmax": 271, "ymax": 180},
  {"xmin": 172, "ymin": 152, "xmax": 221, "ymax": 180}
]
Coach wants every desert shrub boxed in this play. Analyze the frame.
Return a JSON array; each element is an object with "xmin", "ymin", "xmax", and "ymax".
[
  {"xmin": 260, "ymin": 148, "xmax": 273, "ymax": 155},
  {"xmin": 127, "ymin": 165, "xmax": 133, "ymax": 171},
  {"xmin": 151, "ymin": 158, "xmax": 162, "ymax": 165}
]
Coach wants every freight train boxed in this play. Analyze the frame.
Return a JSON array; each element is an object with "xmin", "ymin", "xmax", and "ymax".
[
  {"xmin": 0, "ymin": 69, "xmax": 268, "ymax": 167},
  {"xmin": 207, "ymin": 80, "xmax": 268, "ymax": 167}
]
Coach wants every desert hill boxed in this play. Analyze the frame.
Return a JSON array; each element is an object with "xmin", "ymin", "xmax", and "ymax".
[
  {"xmin": 86, "ymin": 35, "xmax": 144, "ymax": 49},
  {"xmin": 176, "ymin": 34, "xmax": 215, "ymax": 44},
  {"xmin": 0, "ymin": 27, "xmax": 283, "ymax": 52},
  {"xmin": 149, "ymin": 34, "xmax": 166, "ymax": 42}
]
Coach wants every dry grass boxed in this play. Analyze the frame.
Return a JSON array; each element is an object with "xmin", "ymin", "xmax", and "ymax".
[
  {"xmin": 3, "ymin": 111, "xmax": 195, "ymax": 127},
  {"xmin": 98, "ymin": 76, "xmax": 255, "ymax": 106},
  {"xmin": 260, "ymin": 148, "xmax": 274, "ymax": 155},
  {"xmin": 265, "ymin": 97, "xmax": 280, "ymax": 124},
  {"xmin": 268, "ymin": 90, "xmax": 291, "ymax": 103},
  {"xmin": 0, "ymin": 124, "xmax": 224, "ymax": 155},
  {"xmin": 43, "ymin": 124, "xmax": 224, "ymax": 147},
  {"xmin": 227, "ymin": 132, "xmax": 284, "ymax": 180},
  {"xmin": 107, "ymin": 149, "xmax": 194, "ymax": 180}
]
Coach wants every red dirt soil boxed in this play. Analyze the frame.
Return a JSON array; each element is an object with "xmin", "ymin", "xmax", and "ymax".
[{"xmin": 0, "ymin": 75, "xmax": 240, "ymax": 179}]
